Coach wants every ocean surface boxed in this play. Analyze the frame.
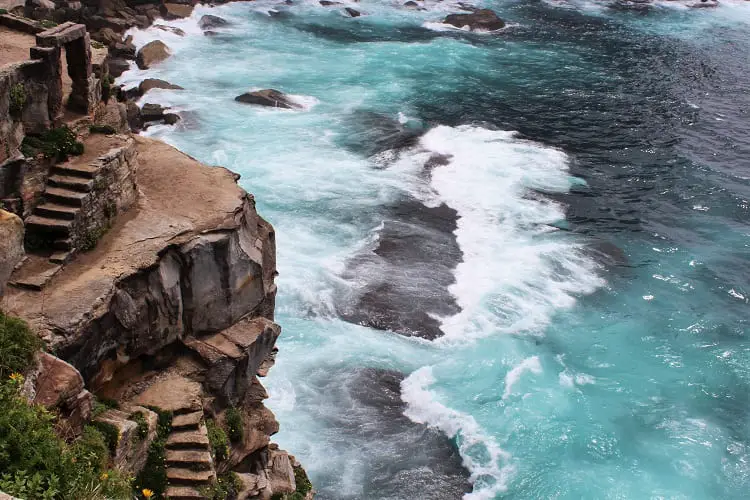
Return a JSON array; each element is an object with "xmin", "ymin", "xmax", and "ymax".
[{"xmin": 121, "ymin": 1, "xmax": 750, "ymax": 498}]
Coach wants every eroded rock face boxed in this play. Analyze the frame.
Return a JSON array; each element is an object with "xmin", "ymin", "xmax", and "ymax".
[
  {"xmin": 22, "ymin": 352, "xmax": 93, "ymax": 435},
  {"xmin": 135, "ymin": 40, "xmax": 170, "ymax": 69},
  {"xmin": 0, "ymin": 210, "xmax": 24, "ymax": 298},
  {"xmin": 235, "ymin": 89, "xmax": 301, "ymax": 110},
  {"xmin": 94, "ymin": 405, "xmax": 158, "ymax": 474},
  {"xmin": 443, "ymin": 8, "xmax": 505, "ymax": 31}
]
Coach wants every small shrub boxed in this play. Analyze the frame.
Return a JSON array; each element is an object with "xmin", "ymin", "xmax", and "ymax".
[
  {"xmin": 129, "ymin": 411, "xmax": 149, "ymax": 441},
  {"xmin": 89, "ymin": 124, "xmax": 117, "ymax": 135},
  {"xmin": 70, "ymin": 426, "xmax": 109, "ymax": 472},
  {"xmin": 91, "ymin": 420, "xmax": 120, "ymax": 455},
  {"xmin": 91, "ymin": 40, "xmax": 105, "ymax": 49},
  {"xmin": 104, "ymin": 200, "xmax": 117, "ymax": 220},
  {"xmin": 9, "ymin": 83, "xmax": 26, "ymax": 116},
  {"xmin": 201, "ymin": 472, "xmax": 242, "ymax": 500},
  {"xmin": 206, "ymin": 418, "xmax": 229, "ymax": 462},
  {"xmin": 0, "ymin": 311, "xmax": 42, "ymax": 379},
  {"xmin": 39, "ymin": 19, "xmax": 57, "ymax": 29},
  {"xmin": 0, "ymin": 8, "xmax": 8, "ymax": 14},
  {"xmin": 294, "ymin": 465, "xmax": 312, "ymax": 497},
  {"xmin": 21, "ymin": 126, "xmax": 84, "ymax": 161},
  {"xmin": 225, "ymin": 406, "xmax": 243, "ymax": 443},
  {"xmin": 79, "ymin": 226, "xmax": 108, "ymax": 252}
]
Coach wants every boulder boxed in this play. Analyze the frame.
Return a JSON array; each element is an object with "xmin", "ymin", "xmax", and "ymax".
[
  {"xmin": 163, "ymin": 113, "xmax": 181, "ymax": 125},
  {"xmin": 139, "ymin": 78, "xmax": 184, "ymax": 95},
  {"xmin": 91, "ymin": 27, "xmax": 122, "ymax": 47},
  {"xmin": 198, "ymin": 14, "xmax": 229, "ymax": 30},
  {"xmin": 404, "ymin": 1, "xmax": 420, "ymax": 9},
  {"xmin": 141, "ymin": 103, "xmax": 166, "ymax": 121},
  {"xmin": 163, "ymin": 2, "xmax": 193, "ymax": 19},
  {"xmin": 126, "ymin": 100, "xmax": 142, "ymax": 131},
  {"xmin": 107, "ymin": 57, "xmax": 130, "ymax": 78},
  {"xmin": 234, "ymin": 89, "xmax": 301, "ymax": 110},
  {"xmin": 22, "ymin": 352, "xmax": 93, "ymax": 435},
  {"xmin": 135, "ymin": 40, "xmax": 170, "ymax": 69},
  {"xmin": 94, "ymin": 406, "xmax": 158, "ymax": 474},
  {"xmin": 204, "ymin": 30, "xmax": 219, "ymax": 37},
  {"xmin": 319, "ymin": 0, "xmax": 342, "ymax": 5},
  {"xmin": 344, "ymin": 7, "xmax": 361, "ymax": 17},
  {"xmin": 0, "ymin": 210, "xmax": 24, "ymax": 299},
  {"xmin": 443, "ymin": 8, "xmax": 505, "ymax": 31},
  {"xmin": 153, "ymin": 24, "xmax": 186, "ymax": 36}
]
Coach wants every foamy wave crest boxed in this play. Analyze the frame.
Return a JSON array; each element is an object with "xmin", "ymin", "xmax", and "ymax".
[
  {"xmin": 402, "ymin": 125, "xmax": 604, "ymax": 342},
  {"xmin": 402, "ymin": 366, "xmax": 516, "ymax": 500},
  {"xmin": 502, "ymin": 356, "xmax": 543, "ymax": 400}
]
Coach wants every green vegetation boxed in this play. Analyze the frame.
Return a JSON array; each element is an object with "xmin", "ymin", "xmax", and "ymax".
[
  {"xmin": 0, "ymin": 9, "xmax": 8, "ymax": 14},
  {"xmin": 9, "ymin": 83, "xmax": 26, "ymax": 116},
  {"xmin": 200, "ymin": 472, "xmax": 242, "ymax": 500},
  {"xmin": 89, "ymin": 124, "xmax": 117, "ymax": 135},
  {"xmin": 91, "ymin": 396, "xmax": 119, "ymax": 418},
  {"xmin": 90, "ymin": 40, "xmax": 105, "ymax": 49},
  {"xmin": 91, "ymin": 419, "xmax": 119, "ymax": 455},
  {"xmin": 133, "ymin": 407, "xmax": 172, "ymax": 499},
  {"xmin": 225, "ymin": 406, "xmax": 244, "ymax": 443},
  {"xmin": 79, "ymin": 226, "xmax": 108, "ymax": 252},
  {"xmin": 21, "ymin": 126, "xmax": 84, "ymax": 161},
  {"xmin": 39, "ymin": 19, "xmax": 57, "ymax": 29},
  {"xmin": 206, "ymin": 418, "xmax": 229, "ymax": 462},
  {"xmin": 0, "ymin": 310, "xmax": 42, "ymax": 379},
  {"xmin": 129, "ymin": 411, "xmax": 149, "ymax": 441},
  {"xmin": 0, "ymin": 375, "xmax": 133, "ymax": 499}
]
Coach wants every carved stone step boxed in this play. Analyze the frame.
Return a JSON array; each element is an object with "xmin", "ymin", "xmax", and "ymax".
[
  {"xmin": 172, "ymin": 411, "xmax": 203, "ymax": 431},
  {"xmin": 48, "ymin": 174, "xmax": 94, "ymax": 192},
  {"xmin": 35, "ymin": 203, "xmax": 79, "ymax": 220},
  {"xmin": 165, "ymin": 467, "xmax": 214, "ymax": 485},
  {"xmin": 25, "ymin": 215, "xmax": 72, "ymax": 237},
  {"xmin": 52, "ymin": 238, "xmax": 74, "ymax": 251},
  {"xmin": 49, "ymin": 250, "xmax": 73, "ymax": 264},
  {"xmin": 9, "ymin": 261, "xmax": 62, "ymax": 291},
  {"xmin": 166, "ymin": 429, "xmax": 210, "ymax": 450},
  {"xmin": 165, "ymin": 486, "xmax": 207, "ymax": 499},
  {"xmin": 166, "ymin": 449, "xmax": 213, "ymax": 470},
  {"xmin": 44, "ymin": 187, "xmax": 88, "ymax": 207},
  {"xmin": 51, "ymin": 162, "xmax": 99, "ymax": 179}
]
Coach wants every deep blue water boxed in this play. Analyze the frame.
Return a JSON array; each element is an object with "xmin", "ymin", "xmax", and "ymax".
[{"xmin": 122, "ymin": 1, "xmax": 750, "ymax": 497}]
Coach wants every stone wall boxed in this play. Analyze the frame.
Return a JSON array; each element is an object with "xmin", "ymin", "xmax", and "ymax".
[{"xmin": 70, "ymin": 137, "xmax": 138, "ymax": 248}]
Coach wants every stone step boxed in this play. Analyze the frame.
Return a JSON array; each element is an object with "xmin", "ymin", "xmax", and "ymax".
[
  {"xmin": 49, "ymin": 250, "xmax": 73, "ymax": 264},
  {"xmin": 25, "ymin": 215, "xmax": 72, "ymax": 237},
  {"xmin": 165, "ymin": 486, "xmax": 208, "ymax": 499},
  {"xmin": 165, "ymin": 449, "xmax": 213, "ymax": 470},
  {"xmin": 52, "ymin": 162, "xmax": 99, "ymax": 179},
  {"xmin": 9, "ymin": 263, "xmax": 62, "ymax": 291},
  {"xmin": 52, "ymin": 238, "xmax": 74, "ymax": 251},
  {"xmin": 44, "ymin": 187, "xmax": 88, "ymax": 207},
  {"xmin": 35, "ymin": 203, "xmax": 79, "ymax": 220},
  {"xmin": 171, "ymin": 411, "xmax": 203, "ymax": 431},
  {"xmin": 48, "ymin": 174, "xmax": 94, "ymax": 193},
  {"xmin": 166, "ymin": 429, "xmax": 210, "ymax": 450},
  {"xmin": 165, "ymin": 467, "xmax": 214, "ymax": 486}
]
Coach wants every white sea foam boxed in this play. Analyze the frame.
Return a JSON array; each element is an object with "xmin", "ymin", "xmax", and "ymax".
[
  {"xmin": 502, "ymin": 356, "xmax": 543, "ymax": 399},
  {"xmin": 391, "ymin": 125, "xmax": 604, "ymax": 342},
  {"xmin": 402, "ymin": 366, "xmax": 516, "ymax": 500}
]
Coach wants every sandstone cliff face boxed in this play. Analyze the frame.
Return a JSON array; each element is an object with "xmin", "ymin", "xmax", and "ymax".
[
  {"xmin": 2, "ymin": 136, "xmax": 276, "ymax": 381},
  {"xmin": 0, "ymin": 209, "xmax": 24, "ymax": 298}
]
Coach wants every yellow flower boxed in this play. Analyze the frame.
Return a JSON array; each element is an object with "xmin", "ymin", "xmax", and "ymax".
[
  {"xmin": 9, "ymin": 373, "xmax": 22, "ymax": 382},
  {"xmin": 142, "ymin": 489, "xmax": 154, "ymax": 498},
  {"xmin": 100, "ymin": 472, "xmax": 109, "ymax": 481}
]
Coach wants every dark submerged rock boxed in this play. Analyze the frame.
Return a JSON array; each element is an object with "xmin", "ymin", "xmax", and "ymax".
[
  {"xmin": 234, "ymin": 89, "xmax": 301, "ymax": 109},
  {"xmin": 319, "ymin": 0, "xmax": 342, "ymax": 5},
  {"xmin": 141, "ymin": 103, "xmax": 166, "ymax": 121},
  {"xmin": 198, "ymin": 14, "xmax": 229, "ymax": 29},
  {"xmin": 163, "ymin": 113, "xmax": 181, "ymax": 125},
  {"xmin": 443, "ymin": 8, "xmax": 505, "ymax": 31},
  {"xmin": 344, "ymin": 7, "xmax": 361, "ymax": 17}
]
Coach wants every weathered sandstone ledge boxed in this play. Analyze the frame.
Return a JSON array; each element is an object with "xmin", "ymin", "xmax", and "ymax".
[{"xmin": 3, "ymin": 135, "xmax": 276, "ymax": 380}]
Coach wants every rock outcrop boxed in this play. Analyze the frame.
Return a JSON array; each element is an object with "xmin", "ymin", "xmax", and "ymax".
[
  {"xmin": 138, "ymin": 78, "xmax": 184, "ymax": 95},
  {"xmin": 0, "ymin": 210, "xmax": 24, "ymax": 298},
  {"xmin": 235, "ymin": 89, "xmax": 302, "ymax": 109},
  {"xmin": 198, "ymin": 14, "xmax": 229, "ymax": 30},
  {"xmin": 135, "ymin": 39, "xmax": 170, "ymax": 69},
  {"xmin": 443, "ymin": 8, "xmax": 505, "ymax": 31}
]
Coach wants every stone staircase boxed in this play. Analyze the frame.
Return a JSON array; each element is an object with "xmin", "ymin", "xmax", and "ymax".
[
  {"xmin": 25, "ymin": 159, "xmax": 101, "ymax": 263},
  {"xmin": 165, "ymin": 408, "xmax": 215, "ymax": 500}
]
